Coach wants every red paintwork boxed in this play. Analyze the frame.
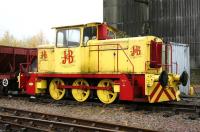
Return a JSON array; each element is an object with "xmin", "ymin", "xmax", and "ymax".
[
  {"xmin": 163, "ymin": 90, "xmax": 173, "ymax": 100},
  {"xmin": 171, "ymin": 87, "xmax": 176, "ymax": 97},
  {"xmin": 154, "ymin": 88, "xmax": 164, "ymax": 102},
  {"xmin": 150, "ymin": 83, "xmax": 160, "ymax": 100},
  {"xmin": 20, "ymin": 73, "xmax": 123, "ymax": 96},
  {"xmin": 21, "ymin": 73, "xmax": 147, "ymax": 102},
  {"xmin": 119, "ymin": 74, "xmax": 134, "ymax": 101},
  {"xmin": 150, "ymin": 40, "xmax": 162, "ymax": 68},
  {"xmin": 19, "ymin": 73, "xmax": 29, "ymax": 90},
  {"xmin": 133, "ymin": 74, "xmax": 145, "ymax": 98},
  {"xmin": 25, "ymin": 74, "xmax": 37, "ymax": 95},
  {"xmin": 98, "ymin": 24, "xmax": 108, "ymax": 40}
]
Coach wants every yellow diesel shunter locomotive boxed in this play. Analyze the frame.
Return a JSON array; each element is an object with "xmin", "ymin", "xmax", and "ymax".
[{"xmin": 19, "ymin": 22, "xmax": 188, "ymax": 104}]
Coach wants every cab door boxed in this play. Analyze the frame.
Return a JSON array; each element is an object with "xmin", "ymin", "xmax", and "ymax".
[{"xmin": 54, "ymin": 28, "xmax": 82, "ymax": 73}]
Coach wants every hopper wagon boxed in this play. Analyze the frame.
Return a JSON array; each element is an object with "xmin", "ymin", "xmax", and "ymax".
[{"xmin": 0, "ymin": 45, "xmax": 37, "ymax": 94}]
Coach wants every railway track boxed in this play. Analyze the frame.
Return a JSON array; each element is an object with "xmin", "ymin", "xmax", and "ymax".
[
  {"xmin": 32, "ymin": 96, "xmax": 200, "ymax": 117},
  {"xmin": 2, "ymin": 95, "xmax": 200, "ymax": 115},
  {"xmin": 1, "ymin": 95, "xmax": 200, "ymax": 121},
  {"xmin": 133, "ymin": 102, "xmax": 200, "ymax": 117},
  {"xmin": 0, "ymin": 106, "xmax": 155, "ymax": 132}
]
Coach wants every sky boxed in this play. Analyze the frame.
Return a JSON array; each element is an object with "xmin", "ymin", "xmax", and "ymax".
[{"xmin": 0, "ymin": 0, "xmax": 103, "ymax": 42}]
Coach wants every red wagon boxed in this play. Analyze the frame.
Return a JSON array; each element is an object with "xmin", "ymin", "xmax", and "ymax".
[{"xmin": 0, "ymin": 45, "xmax": 37, "ymax": 94}]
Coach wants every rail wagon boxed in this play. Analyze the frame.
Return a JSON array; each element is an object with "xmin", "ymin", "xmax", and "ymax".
[
  {"xmin": 0, "ymin": 45, "xmax": 37, "ymax": 94},
  {"xmin": 18, "ymin": 22, "xmax": 188, "ymax": 104}
]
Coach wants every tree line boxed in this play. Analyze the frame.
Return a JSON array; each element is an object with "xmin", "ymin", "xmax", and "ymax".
[{"xmin": 0, "ymin": 31, "xmax": 49, "ymax": 48}]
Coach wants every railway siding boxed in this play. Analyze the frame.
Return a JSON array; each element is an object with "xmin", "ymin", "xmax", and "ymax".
[
  {"xmin": 0, "ymin": 96, "xmax": 200, "ymax": 131},
  {"xmin": 0, "ymin": 106, "xmax": 154, "ymax": 132}
]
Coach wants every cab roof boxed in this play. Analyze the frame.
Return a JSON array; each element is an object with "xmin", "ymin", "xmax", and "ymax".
[{"xmin": 52, "ymin": 22, "xmax": 118, "ymax": 32}]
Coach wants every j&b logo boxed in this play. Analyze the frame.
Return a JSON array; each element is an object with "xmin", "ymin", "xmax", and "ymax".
[
  {"xmin": 61, "ymin": 49, "xmax": 74, "ymax": 64},
  {"xmin": 130, "ymin": 45, "xmax": 141, "ymax": 56},
  {"xmin": 40, "ymin": 50, "xmax": 47, "ymax": 60}
]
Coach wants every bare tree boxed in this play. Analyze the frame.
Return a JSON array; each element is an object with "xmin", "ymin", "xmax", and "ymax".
[
  {"xmin": 25, "ymin": 31, "xmax": 48, "ymax": 47},
  {"xmin": 0, "ymin": 31, "xmax": 49, "ymax": 48}
]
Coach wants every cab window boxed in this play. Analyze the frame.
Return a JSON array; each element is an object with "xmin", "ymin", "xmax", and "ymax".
[
  {"xmin": 56, "ymin": 28, "xmax": 80, "ymax": 48},
  {"xmin": 83, "ymin": 26, "xmax": 97, "ymax": 45},
  {"xmin": 108, "ymin": 30, "xmax": 115, "ymax": 39}
]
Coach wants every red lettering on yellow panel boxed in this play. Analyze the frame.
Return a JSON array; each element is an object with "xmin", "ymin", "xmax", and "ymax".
[
  {"xmin": 62, "ymin": 49, "xmax": 74, "ymax": 64},
  {"xmin": 130, "ymin": 46, "xmax": 141, "ymax": 56},
  {"xmin": 40, "ymin": 50, "xmax": 47, "ymax": 60}
]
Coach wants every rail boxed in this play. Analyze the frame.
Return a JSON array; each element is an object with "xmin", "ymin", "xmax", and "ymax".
[
  {"xmin": 89, "ymin": 43, "xmax": 134, "ymax": 73},
  {"xmin": 0, "ymin": 107, "xmax": 155, "ymax": 132}
]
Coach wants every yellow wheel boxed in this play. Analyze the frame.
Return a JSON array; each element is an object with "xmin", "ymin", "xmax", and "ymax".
[
  {"xmin": 97, "ymin": 79, "xmax": 118, "ymax": 104},
  {"xmin": 71, "ymin": 79, "xmax": 90, "ymax": 102},
  {"xmin": 49, "ymin": 78, "xmax": 66, "ymax": 100}
]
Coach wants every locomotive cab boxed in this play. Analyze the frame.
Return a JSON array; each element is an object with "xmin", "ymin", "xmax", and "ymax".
[
  {"xmin": 55, "ymin": 22, "xmax": 116, "ymax": 47},
  {"xmin": 38, "ymin": 23, "xmax": 117, "ymax": 73}
]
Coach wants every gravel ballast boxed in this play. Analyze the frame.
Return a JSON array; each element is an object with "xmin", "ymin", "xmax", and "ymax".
[{"xmin": 0, "ymin": 97, "xmax": 199, "ymax": 132}]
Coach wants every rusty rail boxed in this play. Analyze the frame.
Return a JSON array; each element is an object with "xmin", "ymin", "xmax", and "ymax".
[{"xmin": 0, "ymin": 120, "xmax": 46, "ymax": 132}]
